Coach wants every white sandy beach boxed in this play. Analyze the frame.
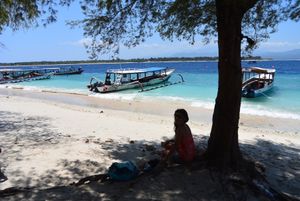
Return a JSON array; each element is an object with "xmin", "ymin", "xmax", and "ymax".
[{"xmin": 0, "ymin": 88, "xmax": 299, "ymax": 199}]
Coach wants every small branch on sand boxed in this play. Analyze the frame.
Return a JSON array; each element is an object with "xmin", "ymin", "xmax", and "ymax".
[
  {"xmin": 0, "ymin": 187, "xmax": 33, "ymax": 197},
  {"xmin": 70, "ymin": 174, "xmax": 109, "ymax": 186}
]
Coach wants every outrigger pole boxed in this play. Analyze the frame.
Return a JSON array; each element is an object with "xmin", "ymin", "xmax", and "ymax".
[{"xmin": 138, "ymin": 74, "xmax": 184, "ymax": 92}]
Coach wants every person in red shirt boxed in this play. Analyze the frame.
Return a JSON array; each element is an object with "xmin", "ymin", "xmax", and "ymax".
[{"xmin": 162, "ymin": 109, "xmax": 196, "ymax": 164}]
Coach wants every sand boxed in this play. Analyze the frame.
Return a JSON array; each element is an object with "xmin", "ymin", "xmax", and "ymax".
[{"xmin": 0, "ymin": 88, "xmax": 299, "ymax": 200}]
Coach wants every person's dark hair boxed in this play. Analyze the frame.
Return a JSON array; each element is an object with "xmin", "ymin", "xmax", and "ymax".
[{"xmin": 174, "ymin": 109, "xmax": 189, "ymax": 131}]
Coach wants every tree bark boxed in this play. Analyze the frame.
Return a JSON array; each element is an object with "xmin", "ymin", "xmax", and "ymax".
[{"xmin": 206, "ymin": 1, "xmax": 246, "ymax": 169}]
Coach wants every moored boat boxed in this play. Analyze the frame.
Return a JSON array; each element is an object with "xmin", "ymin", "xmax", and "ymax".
[
  {"xmin": 53, "ymin": 66, "xmax": 84, "ymax": 75},
  {"xmin": 0, "ymin": 69, "xmax": 53, "ymax": 84},
  {"xmin": 87, "ymin": 67, "xmax": 175, "ymax": 93},
  {"xmin": 242, "ymin": 67, "xmax": 276, "ymax": 98}
]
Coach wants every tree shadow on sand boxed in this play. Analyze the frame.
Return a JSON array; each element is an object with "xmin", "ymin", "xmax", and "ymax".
[
  {"xmin": 0, "ymin": 110, "xmax": 299, "ymax": 200},
  {"xmin": 0, "ymin": 110, "xmax": 74, "ymax": 188},
  {"xmin": 0, "ymin": 110, "xmax": 64, "ymax": 162},
  {"xmin": 240, "ymin": 139, "xmax": 300, "ymax": 198},
  {"xmin": 2, "ymin": 135, "xmax": 299, "ymax": 200},
  {"xmin": 2, "ymin": 137, "xmax": 245, "ymax": 201}
]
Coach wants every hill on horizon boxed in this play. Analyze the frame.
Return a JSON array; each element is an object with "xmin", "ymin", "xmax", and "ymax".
[{"xmin": 258, "ymin": 49, "xmax": 300, "ymax": 60}]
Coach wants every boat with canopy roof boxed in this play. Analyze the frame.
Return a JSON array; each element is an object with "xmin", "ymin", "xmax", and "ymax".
[
  {"xmin": 87, "ymin": 67, "xmax": 175, "ymax": 93},
  {"xmin": 242, "ymin": 67, "xmax": 276, "ymax": 98}
]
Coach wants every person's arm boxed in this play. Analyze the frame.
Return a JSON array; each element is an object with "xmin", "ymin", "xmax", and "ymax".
[
  {"xmin": 174, "ymin": 127, "xmax": 183, "ymax": 150},
  {"xmin": 185, "ymin": 124, "xmax": 192, "ymax": 137}
]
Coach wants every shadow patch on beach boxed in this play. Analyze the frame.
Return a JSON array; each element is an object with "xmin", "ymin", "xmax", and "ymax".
[
  {"xmin": 0, "ymin": 110, "xmax": 62, "ymax": 151},
  {"xmin": 0, "ymin": 111, "xmax": 61, "ymax": 144},
  {"xmin": 5, "ymin": 165, "xmax": 255, "ymax": 201},
  {"xmin": 0, "ymin": 111, "xmax": 69, "ymax": 189},
  {"xmin": 0, "ymin": 111, "xmax": 26, "ymax": 133},
  {"xmin": 1, "ymin": 135, "xmax": 213, "ymax": 200},
  {"xmin": 2, "ymin": 159, "xmax": 106, "ymax": 189},
  {"xmin": 2, "ymin": 129, "xmax": 299, "ymax": 200},
  {"xmin": 240, "ymin": 139, "xmax": 300, "ymax": 198},
  {"xmin": 91, "ymin": 134, "xmax": 208, "ymax": 163}
]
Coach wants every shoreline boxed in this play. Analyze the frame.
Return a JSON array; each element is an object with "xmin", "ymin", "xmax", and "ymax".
[
  {"xmin": 0, "ymin": 87, "xmax": 299, "ymax": 133},
  {"xmin": 1, "ymin": 87, "xmax": 299, "ymax": 141},
  {"xmin": 0, "ymin": 88, "xmax": 299, "ymax": 198},
  {"xmin": 2, "ymin": 58, "xmax": 284, "ymax": 68},
  {"xmin": 2, "ymin": 82, "xmax": 300, "ymax": 122}
]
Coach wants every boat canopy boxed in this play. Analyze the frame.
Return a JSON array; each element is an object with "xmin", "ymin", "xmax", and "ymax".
[
  {"xmin": 38, "ymin": 68, "xmax": 60, "ymax": 71},
  {"xmin": 0, "ymin": 68, "xmax": 60, "ymax": 72},
  {"xmin": 0, "ymin": 69, "xmax": 23, "ymax": 72},
  {"xmin": 243, "ymin": 67, "xmax": 276, "ymax": 74},
  {"xmin": 107, "ymin": 67, "xmax": 168, "ymax": 74}
]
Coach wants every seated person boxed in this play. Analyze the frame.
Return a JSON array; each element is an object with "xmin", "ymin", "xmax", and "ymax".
[{"xmin": 161, "ymin": 109, "xmax": 196, "ymax": 165}]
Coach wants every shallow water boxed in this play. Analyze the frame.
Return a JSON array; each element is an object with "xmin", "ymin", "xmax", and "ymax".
[{"xmin": 1, "ymin": 60, "xmax": 300, "ymax": 119}]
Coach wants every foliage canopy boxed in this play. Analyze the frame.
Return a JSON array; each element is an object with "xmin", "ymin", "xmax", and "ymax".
[
  {"xmin": 0, "ymin": 1, "xmax": 299, "ymax": 58},
  {"xmin": 0, "ymin": 0, "xmax": 73, "ymax": 34},
  {"xmin": 67, "ymin": 0, "xmax": 300, "ymax": 59}
]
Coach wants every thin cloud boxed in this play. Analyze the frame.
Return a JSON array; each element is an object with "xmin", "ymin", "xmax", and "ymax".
[
  {"xmin": 64, "ymin": 39, "xmax": 218, "ymax": 58},
  {"xmin": 65, "ymin": 38, "xmax": 92, "ymax": 47},
  {"xmin": 260, "ymin": 41, "xmax": 300, "ymax": 49},
  {"xmin": 138, "ymin": 41, "xmax": 217, "ymax": 51}
]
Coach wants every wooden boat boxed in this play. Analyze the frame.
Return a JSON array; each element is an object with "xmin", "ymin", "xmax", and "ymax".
[
  {"xmin": 87, "ymin": 67, "xmax": 175, "ymax": 93},
  {"xmin": 247, "ymin": 60, "xmax": 257, "ymax": 64},
  {"xmin": 53, "ymin": 66, "xmax": 84, "ymax": 75},
  {"xmin": 242, "ymin": 67, "xmax": 276, "ymax": 98},
  {"xmin": 0, "ymin": 69, "xmax": 53, "ymax": 84},
  {"xmin": 38, "ymin": 66, "xmax": 84, "ymax": 75}
]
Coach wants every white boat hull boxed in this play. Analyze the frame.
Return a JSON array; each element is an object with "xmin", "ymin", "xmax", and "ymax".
[
  {"xmin": 242, "ymin": 82, "xmax": 274, "ymax": 98},
  {"xmin": 0, "ymin": 74, "xmax": 52, "ymax": 84},
  {"xmin": 97, "ymin": 73, "xmax": 172, "ymax": 93}
]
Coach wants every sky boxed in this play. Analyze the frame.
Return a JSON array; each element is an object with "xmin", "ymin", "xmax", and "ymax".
[{"xmin": 1, "ymin": 3, "xmax": 300, "ymax": 63}]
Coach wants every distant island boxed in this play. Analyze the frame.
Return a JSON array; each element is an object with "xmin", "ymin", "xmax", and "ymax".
[
  {"xmin": 259, "ymin": 48, "xmax": 300, "ymax": 60},
  {"xmin": 0, "ymin": 56, "xmax": 262, "ymax": 66},
  {"xmin": 2, "ymin": 48, "xmax": 300, "ymax": 66}
]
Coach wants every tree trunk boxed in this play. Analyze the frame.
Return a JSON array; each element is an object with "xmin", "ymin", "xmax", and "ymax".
[{"xmin": 206, "ymin": 1, "xmax": 245, "ymax": 169}]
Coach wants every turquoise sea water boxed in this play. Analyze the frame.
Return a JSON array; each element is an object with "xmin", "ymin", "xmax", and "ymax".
[{"xmin": 1, "ymin": 60, "xmax": 300, "ymax": 119}]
